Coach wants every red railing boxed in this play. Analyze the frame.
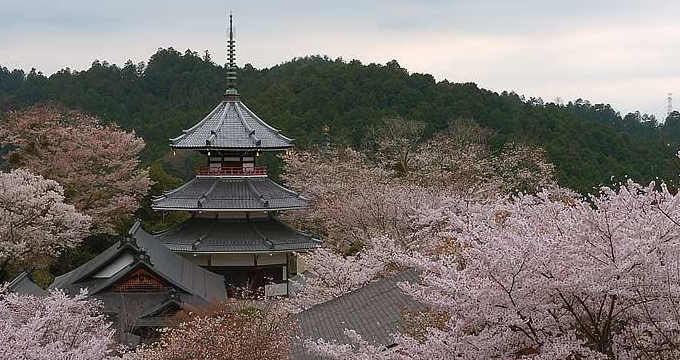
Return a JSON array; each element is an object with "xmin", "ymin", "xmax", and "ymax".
[{"xmin": 197, "ymin": 166, "xmax": 267, "ymax": 176}]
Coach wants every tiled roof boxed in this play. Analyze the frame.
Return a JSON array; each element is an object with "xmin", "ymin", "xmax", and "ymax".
[
  {"xmin": 154, "ymin": 217, "xmax": 321, "ymax": 253},
  {"xmin": 291, "ymin": 269, "xmax": 424, "ymax": 360},
  {"xmin": 95, "ymin": 291, "xmax": 203, "ymax": 328},
  {"xmin": 152, "ymin": 177, "xmax": 308, "ymax": 211},
  {"xmin": 170, "ymin": 100, "xmax": 294, "ymax": 150},
  {"xmin": 8, "ymin": 271, "xmax": 47, "ymax": 296},
  {"xmin": 50, "ymin": 222, "xmax": 227, "ymax": 304}
]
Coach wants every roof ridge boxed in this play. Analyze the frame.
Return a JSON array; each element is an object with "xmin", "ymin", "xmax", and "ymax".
[
  {"xmin": 193, "ymin": 220, "xmax": 216, "ymax": 250},
  {"xmin": 239, "ymin": 102, "xmax": 295, "ymax": 142},
  {"xmin": 133, "ymin": 227, "xmax": 226, "ymax": 302},
  {"xmin": 245, "ymin": 177, "xmax": 269, "ymax": 207},
  {"xmin": 207, "ymin": 103, "xmax": 230, "ymax": 146},
  {"xmin": 197, "ymin": 178, "xmax": 219, "ymax": 208},
  {"xmin": 68, "ymin": 242, "xmax": 139, "ymax": 285},
  {"xmin": 153, "ymin": 177, "xmax": 198, "ymax": 201},
  {"xmin": 234, "ymin": 102, "xmax": 261, "ymax": 147},
  {"xmin": 170, "ymin": 102, "xmax": 224, "ymax": 144},
  {"xmin": 267, "ymin": 178, "xmax": 307, "ymax": 200},
  {"xmin": 138, "ymin": 296, "xmax": 183, "ymax": 319},
  {"xmin": 268, "ymin": 216, "xmax": 320, "ymax": 244},
  {"xmin": 8, "ymin": 271, "xmax": 30, "ymax": 289},
  {"xmin": 249, "ymin": 220, "xmax": 275, "ymax": 249}
]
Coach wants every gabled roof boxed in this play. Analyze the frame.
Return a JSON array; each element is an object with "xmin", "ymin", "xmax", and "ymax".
[
  {"xmin": 95, "ymin": 291, "xmax": 203, "ymax": 328},
  {"xmin": 154, "ymin": 217, "xmax": 321, "ymax": 253},
  {"xmin": 170, "ymin": 100, "xmax": 294, "ymax": 150},
  {"xmin": 291, "ymin": 269, "xmax": 424, "ymax": 360},
  {"xmin": 50, "ymin": 222, "xmax": 227, "ymax": 303},
  {"xmin": 152, "ymin": 176, "xmax": 308, "ymax": 211},
  {"xmin": 8, "ymin": 271, "xmax": 47, "ymax": 296}
]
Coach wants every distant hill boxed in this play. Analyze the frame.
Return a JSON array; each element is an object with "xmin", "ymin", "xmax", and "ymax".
[{"xmin": 1, "ymin": 48, "xmax": 678, "ymax": 193}]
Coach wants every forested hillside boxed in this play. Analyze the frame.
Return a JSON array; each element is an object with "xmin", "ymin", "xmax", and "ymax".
[{"xmin": 1, "ymin": 48, "xmax": 678, "ymax": 193}]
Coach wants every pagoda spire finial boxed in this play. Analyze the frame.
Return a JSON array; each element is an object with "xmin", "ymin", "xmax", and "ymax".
[{"xmin": 225, "ymin": 12, "xmax": 238, "ymax": 97}]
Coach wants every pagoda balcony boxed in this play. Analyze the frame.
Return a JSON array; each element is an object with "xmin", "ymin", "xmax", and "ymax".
[{"xmin": 197, "ymin": 166, "xmax": 267, "ymax": 176}]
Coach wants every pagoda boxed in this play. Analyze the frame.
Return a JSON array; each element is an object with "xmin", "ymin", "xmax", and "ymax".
[{"xmin": 151, "ymin": 15, "xmax": 319, "ymax": 297}]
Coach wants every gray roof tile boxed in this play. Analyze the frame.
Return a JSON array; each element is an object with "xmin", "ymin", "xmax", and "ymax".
[
  {"xmin": 8, "ymin": 271, "xmax": 47, "ymax": 296},
  {"xmin": 50, "ymin": 222, "xmax": 227, "ymax": 303},
  {"xmin": 170, "ymin": 100, "xmax": 294, "ymax": 150},
  {"xmin": 154, "ymin": 217, "xmax": 321, "ymax": 253},
  {"xmin": 152, "ymin": 177, "xmax": 308, "ymax": 211},
  {"xmin": 291, "ymin": 269, "xmax": 424, "ymax": 360}
]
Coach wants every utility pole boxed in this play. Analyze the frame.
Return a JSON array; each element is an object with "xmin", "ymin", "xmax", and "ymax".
[{"xmin": 667, "ymin": 93, "xmax": 674, "ymax": 119}]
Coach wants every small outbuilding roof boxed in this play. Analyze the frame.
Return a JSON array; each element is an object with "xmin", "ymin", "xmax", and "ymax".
[
  {"xmin": 170, "ymin": 100, "xmax": 294, "ymax": 151},
  {"xmin": 7, "ymin": 271, "xmax": 47, "ymax": 296},
  {"xmin": 154, "ymin": 217, "xmax": 320, "ymax": 253},
  {"xmin": 291, "ymin": 269, "xmax": 424, "ymax": 360},
  {"xmin": 152, "ymin": 177, "xmax": 308, "ymax": 211}
]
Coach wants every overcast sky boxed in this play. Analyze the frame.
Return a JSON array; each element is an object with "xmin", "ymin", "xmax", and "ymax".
[{"xmin": 1, "ymin": 0, "xmax": 678, "ymax": 119}]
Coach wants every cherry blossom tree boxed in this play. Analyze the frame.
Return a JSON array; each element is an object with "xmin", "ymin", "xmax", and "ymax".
[
  {"xmin": 282, "ymin": 148, "xmax": 432, "ymax": 249},
  {"xmin": 0, "ymin": 169, "xmax": 90, "ymax": 282},
  {"xmin": 0, "ymin": 104, "xmax": 152, "ymax": 234},
  {"xmin": 288, "ymin": 235, "xmax": 400, "ymax": 312},
  {"xmin": 282, "ymin": 121, "xmax": 556, "ymax": 312},
  {"xmin": 128, "ymin": 301, "xmax": 292, "ymax": 360},
  {"xmin": 282, "ymin": 121, "xmax": 554, "ymax": 251},
  {"xmin": 308, "ymin": 181, "xmax": 680, "ymax": 359},
  {"xmin": 0, "ymin": 286, "xmax": 117, "ymax": 360},
  {"xmin": 493, "ymin": 142, "xmax": 556, "ymax": 194},
  {"xmin": 412, "ymin": 120, "xmax": 555, "ymax": 195},
  {"xmin": 366, "ymin": 117, "xmax": 426, "ymax": 174},
  {"xmin": 411, "ymin": 119, "xmax": 497, "ymax": 192}
]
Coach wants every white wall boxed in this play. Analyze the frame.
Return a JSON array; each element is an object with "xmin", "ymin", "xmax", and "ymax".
[
  {"xmin": 202, "ymin": 253, "xmax": 289, "ymax": 267},
  {"xmin": 92, "ymin": 252, "xmax": 134, "ymax": 278},
  {"xmin": 211, "ymin": 253, "xmax": 255, "ymax": 266},
  {"xmin": 256, "ymin": 253, "xmax": 287, "ymax": 266},
  {"xmin": 193, "ymin": 211, "xmax": 270, "ymax": 219}
]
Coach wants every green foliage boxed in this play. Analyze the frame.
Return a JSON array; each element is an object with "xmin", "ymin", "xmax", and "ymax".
[
  {"xmin": 138, "ymin": 162, "xmax": 191, "ymax": 233},
  {"xmin": 344, "ymin": 242, "xmax": 365, "ymax": 257},
  {"xmin": 1, "ymin": 51, "xmax": 678, "ymax": 193},
  {"xmin": 50, "ymin": 234, "xmax": 116, "ymax": 276},
  {"xmin": 31, "ymin": 268, "xmax": 54, "ymax": 289}
]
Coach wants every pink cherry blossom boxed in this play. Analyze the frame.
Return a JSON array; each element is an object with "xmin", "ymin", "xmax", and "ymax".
[
  {"xmin": 0, "ymin": 286, "xmax": 117, "ymax": 360},
  {"xmin": 0, "ymin": 169, "xmax": 90, "ymax": 281},
  {"xmin": 309, "ymin": 181, "xmax": 680, "ymax": 359},
  {"xmin": 0, "ymin": 105, "xmax": 152, "ymax": 234}
]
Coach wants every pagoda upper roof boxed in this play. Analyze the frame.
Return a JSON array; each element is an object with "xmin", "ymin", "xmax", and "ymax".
[
  {"xmin": 154, "ymin": 217, "xmax": 320, "ymax": 253},
  {"xmin": 152, "ymin": 176, "xmax": 308, "ymax": 211},
  {"xmin": 170, "ymin": 99, "xmax": 294, "ymax": 151}
]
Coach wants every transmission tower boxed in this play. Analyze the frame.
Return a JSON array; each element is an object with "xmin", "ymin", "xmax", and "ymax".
[{"xmin": 667, "ymin": 92, "xmax": 674, "ymax": 118}]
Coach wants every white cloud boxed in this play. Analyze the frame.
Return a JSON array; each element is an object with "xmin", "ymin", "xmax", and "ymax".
[{"xmin": 1, "ymin": 0, "xmax": 678, "ymax": 118}]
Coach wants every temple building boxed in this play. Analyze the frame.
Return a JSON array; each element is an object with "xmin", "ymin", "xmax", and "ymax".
[
  {"xmin": 151, "ymin": 15, "xmax": 319, "ymax": 297},
  {"xmin": 48, "ymin": 222, "xmax": 227, "ymax": 340},
  {"xmin": 36, "ymin": 17, "xmax": 317, "ymax": 341}
]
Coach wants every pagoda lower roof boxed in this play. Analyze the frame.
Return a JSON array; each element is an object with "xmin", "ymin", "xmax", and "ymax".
[
  {"xmin": 154, "ymin": 217, "xmax": 320, "ymax": 253},
  {"xmin": 152, "ymin": 176, "xmax": 308, "ymax": 211},
  {"xmin": 170, "ymin": 99, "xmax": 294, "ymax": 150}
]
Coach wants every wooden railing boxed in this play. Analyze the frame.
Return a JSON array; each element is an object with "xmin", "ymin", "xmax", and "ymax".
[{"xmin": 197, "ymin": 166, "xmax": 267, "ymax": 176}]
